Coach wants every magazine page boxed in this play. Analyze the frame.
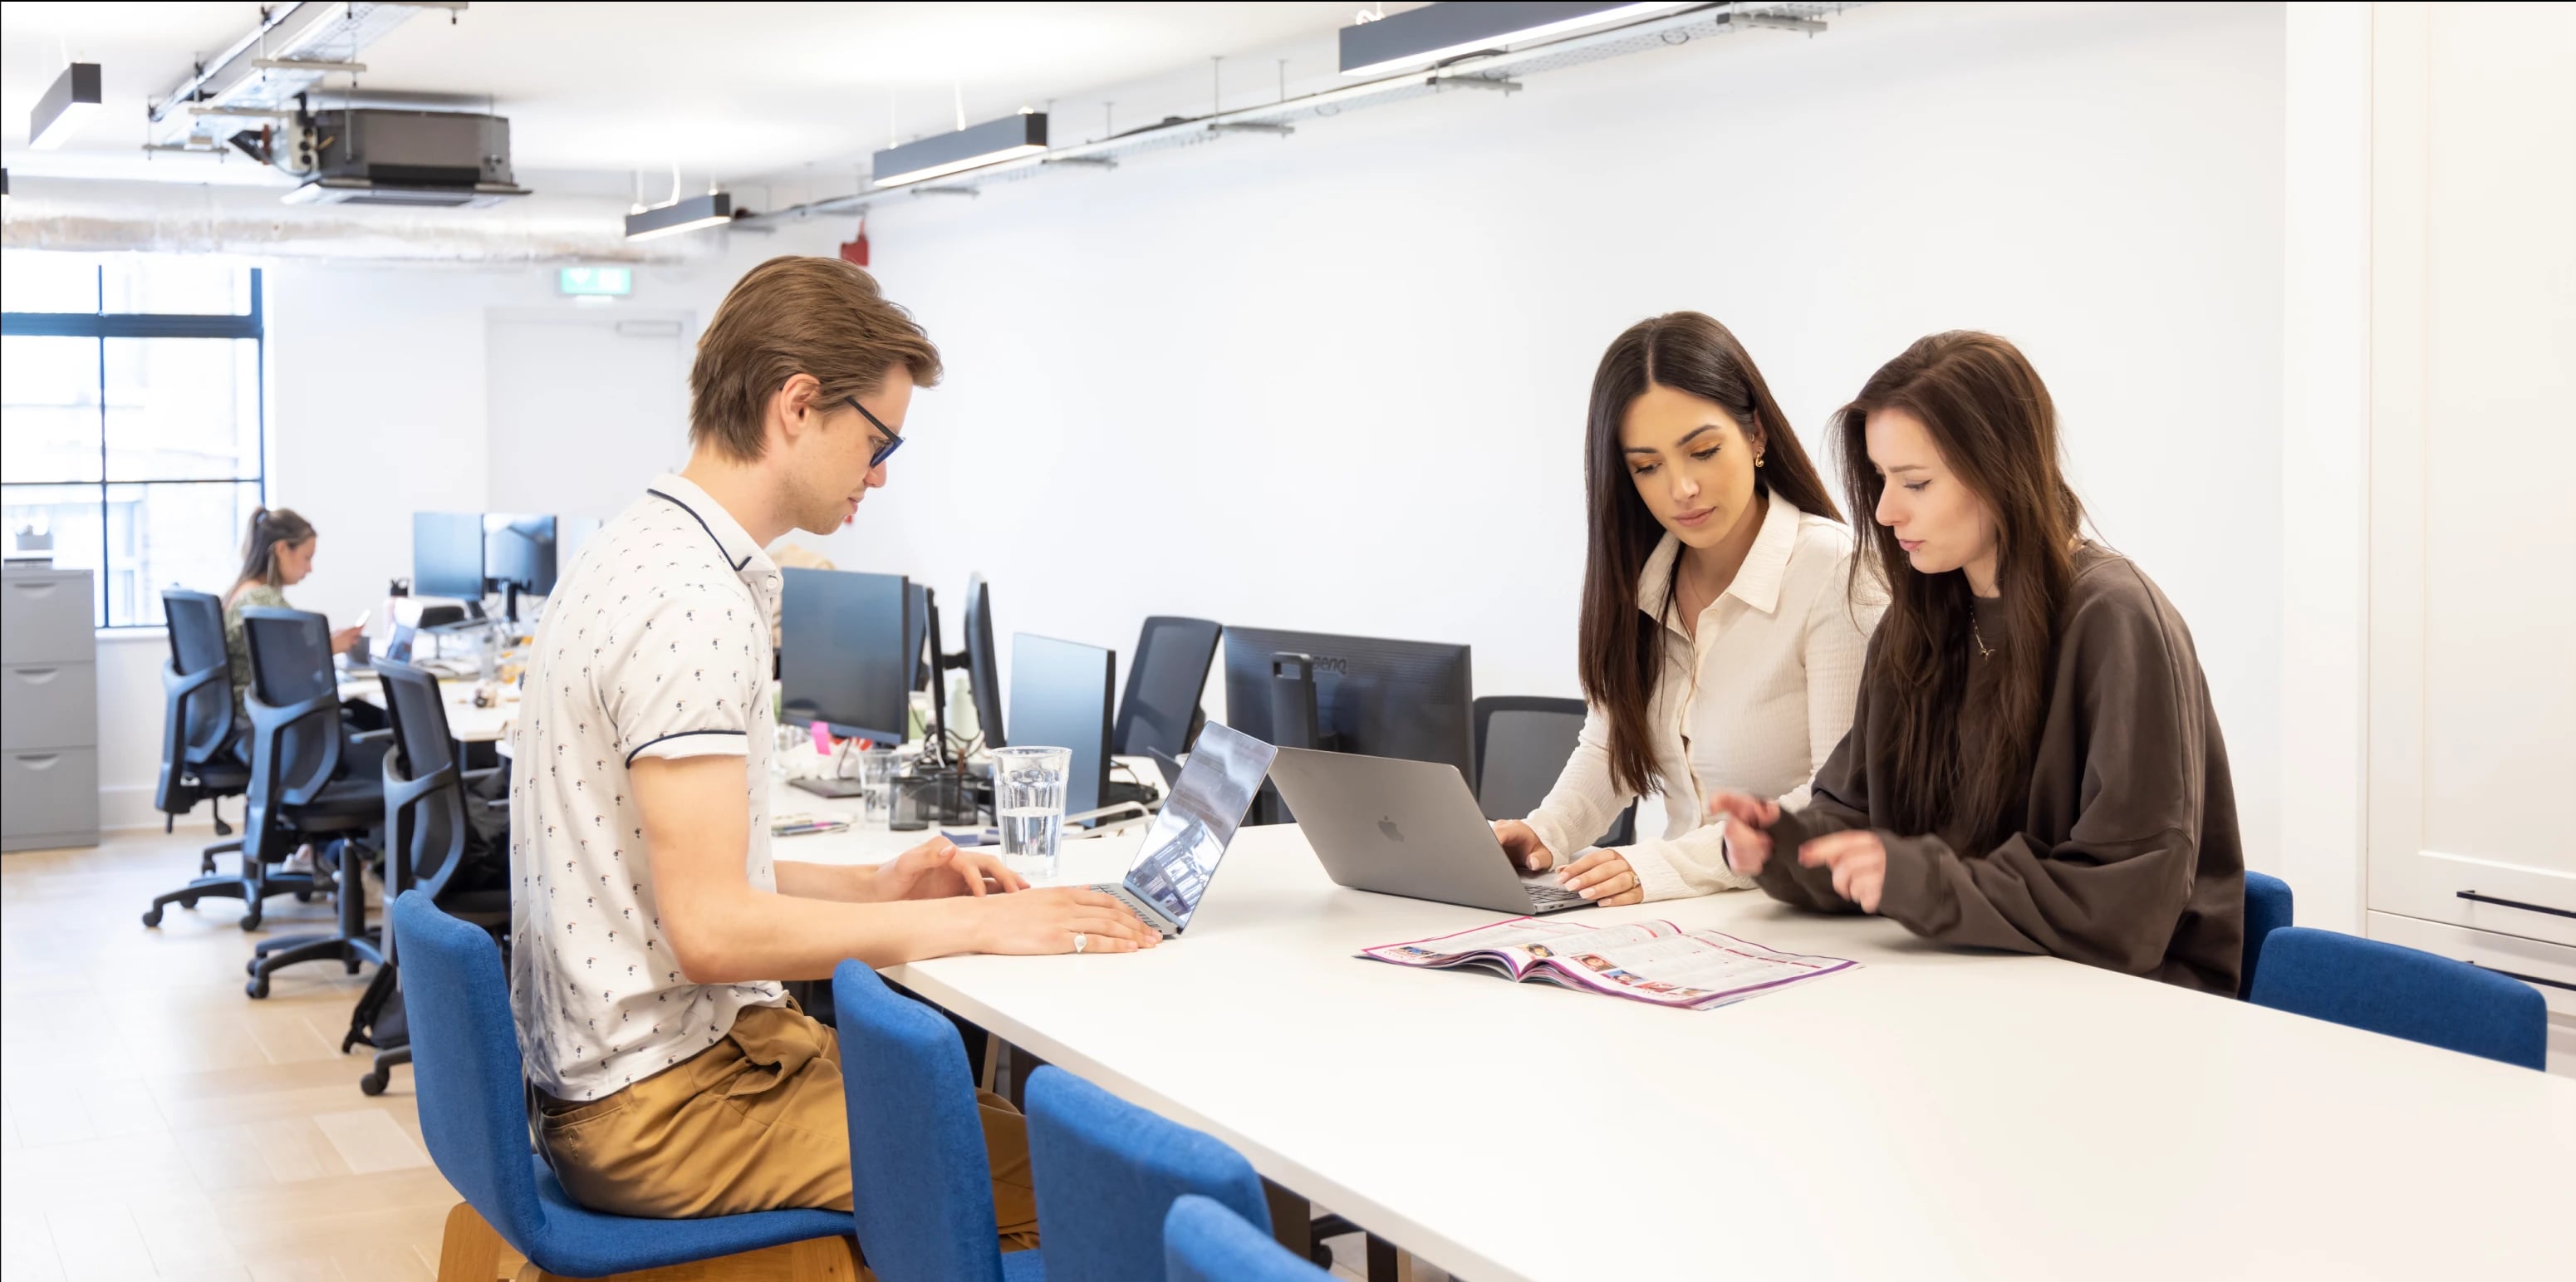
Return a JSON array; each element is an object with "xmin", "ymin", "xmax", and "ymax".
[
  {"xmin": 1362, "ymin": 916, "xmax": 1633, "ymax": 976},
  {"xmin": 1536, "ymin": 928, "xmax": 1856, "ymax": 1009}
]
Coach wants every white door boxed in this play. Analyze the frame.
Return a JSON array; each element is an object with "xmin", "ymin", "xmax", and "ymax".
[
  {"xmin": 485, "ymin": 310, "xmax": 692, "ymax": 523},
  {"xmin": 2364, "ymin": 3, "xmax": 2576, "ymax": 1026}
]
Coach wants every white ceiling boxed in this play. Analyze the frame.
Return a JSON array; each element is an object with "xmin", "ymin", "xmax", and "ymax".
[{"xmin": 1, "ymin": 1, "xmax": 1381, "ymax": 186}]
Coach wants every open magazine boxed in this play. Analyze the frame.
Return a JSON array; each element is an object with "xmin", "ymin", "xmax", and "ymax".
[{"xmin": 1362, "ymin": 916, "xmax": 1856, "ymax": 1010}]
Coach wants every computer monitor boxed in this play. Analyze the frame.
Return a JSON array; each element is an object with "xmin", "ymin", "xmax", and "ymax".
[
  {"xmin": 779, "ymin": 567, "xmax": 911, "ymax": 745},
  {"xmin": 1008, "ymin": 633, "xmax": 1116, "ymax": 818},
  {"xmin": 412, "ymin": 512, "xmax": 486, "ymax": 602},
  {"xmin": 963, "ymin": 575, "xmax": 1005, "ymax": 749},
  {"xmin": 1220, "ymin": 626, "xmax": 1474, "ymax": 780},
  {"xmin": 905, "ymin": 582, "xmax": 934, "ymax": 692},
  {"xmin": 482, "ymin": 513, "xmax": 558, "ymax": 616}
]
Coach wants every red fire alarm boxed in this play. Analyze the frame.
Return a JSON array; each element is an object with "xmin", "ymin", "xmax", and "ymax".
[{"xmin": 838, "ymin": 216, "xmax": 869, "ymax": 268}]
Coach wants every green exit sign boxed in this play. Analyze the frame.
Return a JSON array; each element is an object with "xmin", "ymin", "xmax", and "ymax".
[{"xmin": 558, "ymin": 266, "xmax": 633, "ymax": 297}]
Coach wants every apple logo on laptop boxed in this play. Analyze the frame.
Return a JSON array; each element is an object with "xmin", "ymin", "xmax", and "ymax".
[{"xmin": 1377, "ymin": 817, "xmax": 1403, "ymax": 842}]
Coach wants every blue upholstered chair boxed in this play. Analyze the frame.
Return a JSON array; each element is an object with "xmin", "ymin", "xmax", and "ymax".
[
  {"xmin": 832, "ymin": 957, "xmax": 1048, "ymax": 1281},
  {"xmin": 1165, "ymin": 1195, "xmax": 1335, "ymax": 1282},
  {"xmin": 1026, "ymin": 1065, "xmax": 1272, "ymax": 1282},
  {"xmin": 2248, "ymin": 926, "xmax": 2547, "ymax": 1070},
  {"xmin": 393, "ymin": 892, "xmax": 858, "ymax": 1281},
  {"xmin": 2240, "ymin": 871, "xmax": 2294, "ymax": 996}
]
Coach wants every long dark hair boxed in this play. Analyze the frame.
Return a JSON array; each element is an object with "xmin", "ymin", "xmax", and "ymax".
[
  {"xmin": 1577, "ymin": 312, "xmax": 1840, "ymax": 797},
  {"xmin": 230, "ymin": 507, "xmax": 315, "ymax": 607},
  {"xmin": 1834, "ymin": 332, "xmax": 2084, "ymax": 845}
]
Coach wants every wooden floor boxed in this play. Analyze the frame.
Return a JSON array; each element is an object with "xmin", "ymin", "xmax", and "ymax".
[{"xmin": 0, "ymin": 828, "xmax": 1404, "ymax": 1282}]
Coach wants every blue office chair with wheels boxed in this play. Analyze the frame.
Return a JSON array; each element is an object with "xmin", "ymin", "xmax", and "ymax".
[
  {"xmin": 2249, "ymin": 926, "xmax": 2547, "ymax": 1069},
  {"xmin": 1026, "ymin": 1065, "xmax": 1271, "ymax": 1282},
  {"xmin": 392, "ymin": 892, "xmax": 857, "ymax": 1281},
  {"xmin": 2240, "ymin": 871, "xmax": 2294, "ymax": 997},
  {"xmin": 833, "ymin": 957, "xmax": 1047, "ymax": 1281},
  {"xmin": 1165, "ymin": 1195, "xmax": 1334, "ymax": 1282}
]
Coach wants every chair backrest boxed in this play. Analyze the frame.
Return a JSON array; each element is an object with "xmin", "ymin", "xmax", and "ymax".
[
  {"xmin": 1164, "ymin": 1195, "xmax": 1332, "ymax": 1282},
  {"xmin": 1116, "ymin": 616, "xmax": 1222, "ymax": 761},
  {"xmin": 1026, "ymin": 1067, "xmax": 1270, "ymax": 1282},
  {"xmin": 241, "ymin": 607, "xmax": 348, "ymax": 861},
  {"xmin": 164, "ymin": 589, "xmax": 236, "ymax": 764},
  {"xmin": 390, "ymin": 891, "xmax": 552, "ymax": 1250},
  {"xmin": 832, "ymin": 959, "xmax": 1011, "ymax": 1282},
  {"xmin": 1472, "ymin": 696, "xmax": 1636, "ymax": 846},
  {"xmin": 376, "ymin": 661, "xmax": 469, "ymax": 901},
  {"xmin": 2240, "ymin": 871, "xmax": 2294, "ymax": 997},
  {"xmin": 2248, "ymin": 927, "xmax": 2546, "ymax": 1070}
]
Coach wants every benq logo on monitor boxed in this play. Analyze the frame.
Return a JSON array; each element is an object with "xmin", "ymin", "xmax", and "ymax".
[{"xmin": 1313, "ymin": 656, "xmax": 1348, "ymax": 675}]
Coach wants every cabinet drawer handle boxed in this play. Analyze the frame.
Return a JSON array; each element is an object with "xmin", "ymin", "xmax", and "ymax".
[
  {"xmin": 11, "ymin": 668, "xmax": 60, "ymax": 682},
  {"xmin": 2467, "ymin": 962, "xmax": 2576, "ymax": 994},
  {"xmin": 12, "ymin": 754, "xmax": 62, "ymax": 769},
  {"xmin": 2456, "ymin": 891, "xmax": 2576, "ymax": 921},
  {"xmin": 11, "ymin": 581, "xmax": 58, "ymax": 597}
]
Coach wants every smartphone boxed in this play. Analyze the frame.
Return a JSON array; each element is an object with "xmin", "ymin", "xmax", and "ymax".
[{"xmin": 352, "ymin": 609, "xmax": 373, "ymax": 631}]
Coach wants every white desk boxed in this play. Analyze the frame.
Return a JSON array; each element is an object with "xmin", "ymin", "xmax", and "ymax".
[
  {"xmin": 338, "ymin": 669, "xmax": 518, "ymax": 744},
  {"xmin": 775, "ymin": 779, "xmax": 2576, "ymax": 1281}
]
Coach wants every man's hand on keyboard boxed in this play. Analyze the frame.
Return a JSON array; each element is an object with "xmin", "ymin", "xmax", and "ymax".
[{"xmin": 1555, "ymin": 848, "xmax": 1643, "ymax": 907}]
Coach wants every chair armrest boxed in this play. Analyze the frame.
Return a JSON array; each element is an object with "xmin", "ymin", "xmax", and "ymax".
[{"xmin": 350, "ymin": 729, "xmax": 394, "ymax": 744}]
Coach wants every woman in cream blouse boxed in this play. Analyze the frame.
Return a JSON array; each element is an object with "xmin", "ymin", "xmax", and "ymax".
[{"xmin": 1494, "ymin": 312, "xmax": 1883, "ymax": 905}]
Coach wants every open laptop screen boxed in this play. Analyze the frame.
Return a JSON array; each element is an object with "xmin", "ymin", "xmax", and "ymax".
[{"xmin": 1121, "ymin": 722, "xmax": 1275, "ymax": 931}]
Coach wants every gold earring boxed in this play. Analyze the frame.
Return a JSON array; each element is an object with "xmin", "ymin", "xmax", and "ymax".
[{"xmin": 1756, "ymin": 453, "xmax": 1767, "ymax": 468}]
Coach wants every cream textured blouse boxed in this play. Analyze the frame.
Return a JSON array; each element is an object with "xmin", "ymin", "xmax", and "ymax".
[{"xmin": 1521, "ymin": 489, "xmax": 1883, "ymax": 901}]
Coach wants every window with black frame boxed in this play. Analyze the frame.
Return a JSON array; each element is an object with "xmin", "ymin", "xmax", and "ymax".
[{"xmin": 1, "ymin": 256, "xmax": 267, "ymax": 629}]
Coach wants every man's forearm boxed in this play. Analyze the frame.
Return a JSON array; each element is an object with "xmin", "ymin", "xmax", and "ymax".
[
  {"xmin": 775, "ymin": 859, "xmax": 880, "ymax": 903},
  {"xmin": 668, "ymin": 887, "xmax": 984, "ymax": 983}
]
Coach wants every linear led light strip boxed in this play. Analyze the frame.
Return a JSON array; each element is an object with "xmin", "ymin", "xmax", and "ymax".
[{"xmin": 1339, "ymin": 2, "xmax": 1707, "ymax": 78}]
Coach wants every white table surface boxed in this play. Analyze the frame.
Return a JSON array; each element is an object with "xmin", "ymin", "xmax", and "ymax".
[
  {"xmin": 339, "ymin": 667, "xmax": 518, "ymax": 744},
  {"xmin": 768, "ymin": 780, "xmax": 2576, "ymax": 1282}
]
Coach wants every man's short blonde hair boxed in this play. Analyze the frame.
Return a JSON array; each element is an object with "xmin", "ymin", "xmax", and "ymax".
[{"xmin": 688, "ymin": 256, "xmax": 943, "ymax": 461}]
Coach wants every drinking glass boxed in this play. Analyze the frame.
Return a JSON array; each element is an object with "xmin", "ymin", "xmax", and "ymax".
[
  {"xmin": 992, "ymin": 745, "xmax": 1072, "ymax": 881},
  {"xmin": 856, "ymin": 746, "xmax": 899, "ymax": 821}
]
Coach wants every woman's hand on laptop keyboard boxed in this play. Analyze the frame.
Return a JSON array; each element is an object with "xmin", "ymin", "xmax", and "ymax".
[
  {"xmin": 1491, "ymin": 820, "xmax": 1558, "ymax": 872},
  {"xmin": 969, "ymin": 888, "xmax": 1162, "ymax": 955},
  {"xmin": 1557, "ymin": 848, "xmax": 1645, "ymax": 906}
]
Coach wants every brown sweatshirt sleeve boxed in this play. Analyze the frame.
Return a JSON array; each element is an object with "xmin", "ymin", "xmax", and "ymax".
[{"xmin": 1867, "ymin": 581, "xmax": 2209, "ymax": 971}]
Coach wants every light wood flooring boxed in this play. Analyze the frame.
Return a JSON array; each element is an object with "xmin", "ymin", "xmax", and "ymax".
[{"xmin": 1, "ymin": 828, "xmax": 1401, "ymax": 1282}]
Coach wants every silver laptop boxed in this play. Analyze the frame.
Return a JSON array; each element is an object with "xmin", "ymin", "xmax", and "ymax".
[
  {"xmin": 1092, "ymin": 723, "xmax": 1277, "ymax": 937},
  {"xmin": 1265, "ymin": 748, "xmax": 1593, "ymax": 915}
]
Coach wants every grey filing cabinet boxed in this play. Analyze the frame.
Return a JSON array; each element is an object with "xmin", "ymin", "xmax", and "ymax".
[{"xmin": 2, "ymin": 567, "xmax": 100, "ymax": 852}]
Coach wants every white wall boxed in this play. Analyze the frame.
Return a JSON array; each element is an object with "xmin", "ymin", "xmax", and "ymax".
[
  {"xmin": 654, "ymin": 0, "xmax": 2290, "ymax": 862},
  {"xmin": 98, "ymin": 2, "xmax": 2294, "ymax": 866}
]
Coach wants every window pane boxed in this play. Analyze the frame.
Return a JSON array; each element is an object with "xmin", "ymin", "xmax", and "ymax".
[
  {"xmin": 102, "ymin": 482, "xmax": 263, "ymax": 628},
  {"xmin": 0, "ymin": 253, "xmax": 98, "ymax": 313},
  {"xmin": 1, "ymin": 336, "xmax": 104, "ymax": 483},
  {"xmin": 101, "ymin": 258, "xmax": 254, "ymax": 316},
  {"xmin": 2, "ymin": 483, "xmax": 106, "ymax": 626},
  {"xmin": 104, "ymin": 338, "xmax": 260, "ymax": 480}
]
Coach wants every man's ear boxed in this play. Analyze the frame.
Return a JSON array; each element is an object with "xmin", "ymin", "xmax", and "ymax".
[{"xmin": 772, "ymin": 373, "xmax": 823, "ymax": 447}]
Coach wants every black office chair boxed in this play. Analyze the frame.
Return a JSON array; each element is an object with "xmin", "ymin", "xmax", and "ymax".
[
  {"xmin": 238, "ymin": 607, "xmax": 390, "ymax": 997},
  {"xmin": 1114, "ymin": 616, "xmax": 1222, "ymax": 761},
  {"xmin": 1472, "ymin": 696, "xmax": 1636, "ymax": 848},
  {"xmin": 144, "ymin": 592, "xmax": 318, "ymax": 928},
  {"xmin": 347, "ymin": 660, "xmax": 512, "ymax": 1094}
]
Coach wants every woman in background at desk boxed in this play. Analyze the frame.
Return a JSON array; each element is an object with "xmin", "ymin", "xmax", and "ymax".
[
  {"xmin": 1492, "ymin": 312, "xmax": 1882, "ymax": 906},
  {"xmin": 223, "ymin": 507, "xmax": 362, "ymax": 720},
  {"xmin": 1711, "ymin": 331, "xmax": 2246, "ymax": 994}
]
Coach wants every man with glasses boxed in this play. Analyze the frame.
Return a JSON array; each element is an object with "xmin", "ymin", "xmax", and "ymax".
[{"xmin": 506, "ymin": 256, "xmax": 1156, "ymax": 1240}]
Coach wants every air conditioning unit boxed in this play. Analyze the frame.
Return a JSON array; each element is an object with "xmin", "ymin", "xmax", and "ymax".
[{"xmin": 279, "ymin": 109, "xmax": 532, "ymax": 208}]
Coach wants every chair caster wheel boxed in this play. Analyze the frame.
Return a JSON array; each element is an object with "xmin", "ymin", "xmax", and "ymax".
[
  {"xmin": 345, "ymin": 959, "xmax": 361, "ymax": 975},
  {"xmin": 180, "ymin": 895, "xmax": 200, "ymax": 910},
  {"xmin": 241, "ymin": 909, "xmax": 263, "ymax": 931},
  {"xmin": 247, "ymin": 958, "xmax": 263, "ymax": 976},
  {"xmin": 295, "ymin": 891, "xmax": 312, "ymax": 903},
  {"xmin": 247, "ymin": 974, "xmax": 270, "ymax": 1000},
  {"xmin": 142, "ymin": 907, "xmax": 164, "ymax": 927},
  {"xmin": 359, "ymin": 1069, "xmax": 388, "ymax": 1097},
  {"xmin": 1310, "ymin": 1243, "xmax": 1337, "ymax": 1269}
]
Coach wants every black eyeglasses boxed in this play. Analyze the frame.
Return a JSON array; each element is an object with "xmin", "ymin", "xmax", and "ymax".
[{"xmin": 846, "ymin": 396, "xmax": 904, "ymax": 468}]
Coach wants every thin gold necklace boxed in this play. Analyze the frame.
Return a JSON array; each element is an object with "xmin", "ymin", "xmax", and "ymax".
[{"xmin": 1971, "ymin": 614, "xmax": 1996, "ymax": 660}]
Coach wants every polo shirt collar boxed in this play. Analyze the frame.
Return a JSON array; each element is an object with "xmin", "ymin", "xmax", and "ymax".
[
  {"xmin": 1634, "ymin": 488, "xmax": 1801, "ymax": 626},
  {"xmin": 643, "ymin": 473, "xmax": 776, "ymax": 581}
]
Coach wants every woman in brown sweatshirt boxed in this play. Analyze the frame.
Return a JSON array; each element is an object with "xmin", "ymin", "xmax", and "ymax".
[{"xmin": 1711, "ymin": 332, "xmax": 2246, "ymax": 995}]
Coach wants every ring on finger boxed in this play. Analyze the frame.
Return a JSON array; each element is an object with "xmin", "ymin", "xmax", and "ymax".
[{"xmin": 1073, "ymin": 932, "xmax": 1088, "ymax": 955}]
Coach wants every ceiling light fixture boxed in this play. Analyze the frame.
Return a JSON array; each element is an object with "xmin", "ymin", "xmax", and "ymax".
[
  {"xmin": 871, "ymin": 111, "xmax": 1049, "ymax": 189},
  {"xmin": 624, "ymin": 191, "xmax": 734, "ymax": 241},
  {"xmin": 1338, "ymin": 2, "xmax": 1700, "ymax": 77},
  {"xmin": 31, "ymin": 62, "xmax": 104, "ymax": 150}
]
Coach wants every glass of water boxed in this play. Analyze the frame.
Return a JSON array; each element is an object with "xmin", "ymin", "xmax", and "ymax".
[
  {"xmin": 856, "ymin": 747, "xmax": 898, "ymax": 822},
  {"xmin": 992, "ymin": 745, "xmax": 1072, "ymax": 882}
]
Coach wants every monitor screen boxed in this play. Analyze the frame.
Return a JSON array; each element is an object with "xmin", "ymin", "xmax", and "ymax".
[
  {"xmin": 482, "ymin": 513, "xmax": 558, "ymax": 595},
  {"xmin": 779, "ymin": 567, "xmax": 911, "ymax": 744},
  {"xmin": 1219, "ymin": 626, "xmax": 1474, "ymax": 780},
  {"xmin": 964, "ymin": 575, "xmax": 1004, "ymax": 749},
  {"xmin": 412, "ymin": 512, "xmax": 486, "ymax": 601},
  {"xmin": 1121, "ymin": 722, "xmax": 1276, "ymax": 930},
  {"xmin": 1007, "ymin": 633, "xmax": 1116, "ymax": 817}
]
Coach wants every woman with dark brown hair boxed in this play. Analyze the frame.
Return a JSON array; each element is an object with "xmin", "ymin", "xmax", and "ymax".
[
  {"xmin": 1711, "ymin": 332, "xmax": 2247, "ymax": 993},
  {"xmin": 1492, "ymin": 312, "xmax": 1882, "ymax": 906}
]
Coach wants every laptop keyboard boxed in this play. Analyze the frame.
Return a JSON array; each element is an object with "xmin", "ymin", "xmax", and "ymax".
[
  {"xmin": 1525, "ymin": 882, "xmax": 1591, "ymax": 911},
  {"xmin": 1099, "ymin": 884, "xmax": 1177, "ymax": 937}
]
